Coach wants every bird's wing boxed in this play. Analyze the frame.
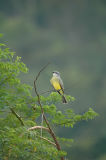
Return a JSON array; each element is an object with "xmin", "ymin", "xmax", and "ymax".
[{"xmin": 59, "ymin": 77, "xmax": 64, "ymax": 93}]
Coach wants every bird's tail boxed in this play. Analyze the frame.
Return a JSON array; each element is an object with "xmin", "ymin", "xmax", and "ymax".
[{"xmin": 62, "ymin": 95, "xmax": 67, "ymax": 104}]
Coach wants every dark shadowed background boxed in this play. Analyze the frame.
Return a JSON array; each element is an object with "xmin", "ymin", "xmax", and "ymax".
[{"xmin": 0, "ymin": 0, "xmax": 106, "ymax": 159}]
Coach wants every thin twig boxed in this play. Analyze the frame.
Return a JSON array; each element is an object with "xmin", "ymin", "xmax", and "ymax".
[
  {"xmin": 40, "ymin": 89, "xmax": 54, "ymax": 95},
  {"xmin": 35, "ymin": 63, "xmax": 50, "ymax": 82},
  {"xmin": 34, "ymin": 63, "xmax": 64, "ymax": 160},
  {"xmin": 37, "ymin": 135, "xmax": 56, "ymax": 146},
  {"xmin": 40, "ymin": 87, "xmax": 70, "ymax": 95},
  {"xmin": 9, "ymin": 107, "xmax": 25, "ymax": 126},
  {"xmin": 41, "ymin": 113, "xmax": 43, "ymax": 137}
]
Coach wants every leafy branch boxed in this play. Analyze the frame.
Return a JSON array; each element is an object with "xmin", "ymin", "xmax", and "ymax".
[
  {"xmin": 9, "ymin": 107, "xmax": 25, "ymax": 126},
  {"xmin": 6, "ymin": 101, "xmax": 25, "ymax": 126}
]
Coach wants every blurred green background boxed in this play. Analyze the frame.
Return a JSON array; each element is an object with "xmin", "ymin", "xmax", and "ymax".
[{"xmin": 0, "ymin": 0, "xmax": 106, "ymax": 159}]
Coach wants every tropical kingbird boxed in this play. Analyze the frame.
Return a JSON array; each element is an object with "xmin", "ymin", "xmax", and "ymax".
[{"xmin": 50, "ymin": 71, "xmax": 67, "ymax": 103}]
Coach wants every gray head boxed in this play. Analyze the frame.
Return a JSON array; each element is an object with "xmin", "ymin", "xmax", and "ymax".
[{"xmin": 52, "ymin": 71, "xmax": 60, "ymax": 77}]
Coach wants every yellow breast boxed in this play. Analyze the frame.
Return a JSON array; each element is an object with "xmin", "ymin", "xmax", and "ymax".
[{"xmin": 50, "ymin": 76, "xmax": 63, "ymax": 94}]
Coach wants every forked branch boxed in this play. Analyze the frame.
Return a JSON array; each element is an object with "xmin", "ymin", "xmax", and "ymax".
[{"xmin": 33, "ymin": 63, "xmax": 64, "ymax": 160}]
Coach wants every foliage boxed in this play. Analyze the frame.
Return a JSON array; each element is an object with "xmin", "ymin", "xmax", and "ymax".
[{"xmin": 0, "ymin": 40, "xmax": 98, "ymax": 160}]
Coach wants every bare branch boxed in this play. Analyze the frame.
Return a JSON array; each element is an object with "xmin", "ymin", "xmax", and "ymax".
[
  {"xmin": 34, "ymin": 63, "xmax": 50, "ymax": 83},
  {"xmin": 28, "ymin": 126, "xmax": 50, "ymax": 132},
  {"xmin": 34, "ymin": 63, "xmax": 64, "ymax": 160}
]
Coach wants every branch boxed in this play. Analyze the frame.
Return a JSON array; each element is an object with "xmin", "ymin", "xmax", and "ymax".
[
  {"xmin": 40, "ymin": 89, "xmax": 54, "ymax": 95},
  {"xmin": 34, "ymin": 63, "xmax": 50, "ymax": 82},
  {"xmin": 28, "ymin": 126, "xmax": 56, "ymax": 146},
  {"xmin": 28, "ymin": 126, "xmax": 50, "ymax": 132},
  {"xmin": 37, "ymin": 135, "xmax": 56, "ymax": 146},
  {"xmin": 9, "ymin": 107, "xmax": 24, "ymax": 126},
  {"xmin": 40, "ymin": 87, "xmax": 70, "ymax": 95},
  {"xmin": 34, "ymin": 63, "xmax": 64, "ymax": 160},
  {"xmin": 6, "ymin": 101, "xmax": 25, "ymax": 126}
]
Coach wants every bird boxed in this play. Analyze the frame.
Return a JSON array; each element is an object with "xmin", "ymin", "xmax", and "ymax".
[{"xmin": 50, "ymin": 71, "xmax": 67, "ymax": 103}]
